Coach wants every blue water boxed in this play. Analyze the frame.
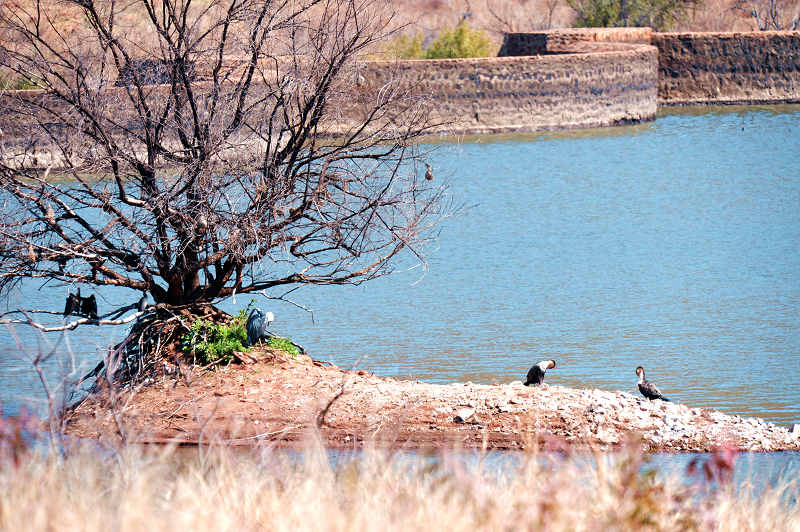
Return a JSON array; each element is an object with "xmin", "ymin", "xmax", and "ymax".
[{"xmin": 1, "ymin": 105, "xmax": 799, "ymax": 434}]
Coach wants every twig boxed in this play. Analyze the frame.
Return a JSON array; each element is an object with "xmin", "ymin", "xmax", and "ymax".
[
  {"xmin": 166, "ymin": 392, "xmax": 211, "ymax": 419},
  {"xmin": 259, "ymin": 287, "xmax": 315, "ymax": 324},
  {"xmin": 224, "ymin": 425, "xmax": 302, "ymax": 443}
]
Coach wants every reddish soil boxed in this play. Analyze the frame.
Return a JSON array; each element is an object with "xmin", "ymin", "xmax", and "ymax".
[{"xmin": 64, "ymin": 347, "xmax": 800, "ymax": 453}]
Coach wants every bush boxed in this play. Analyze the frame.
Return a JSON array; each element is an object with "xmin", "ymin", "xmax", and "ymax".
[
  {"xmin": 383, "ymin": 22, "xmax": 494, "ymax": 60},
  {"xmin": 566, "ymin": 0, "xmax": 698, "ymax": 30},
  {"xmin": 265, "ymin": 336, "xmax": 300, "ymax": 358},
  {"xmin": 180, "ymin": 309, "xmax": 250, "ymax": 365},
  {"xmin": 0, "ymin": 75, "xmax": 41, "ymax": 91},
  {"xmin": 384, "ymin": 32, "xmax": 424, "ymax": 59},
  {"xmin": 424, "ymin": 21, "xmax": 494, "ymax": 59}
]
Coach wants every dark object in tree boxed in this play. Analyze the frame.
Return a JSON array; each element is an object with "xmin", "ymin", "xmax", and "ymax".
[
  {"xmin": 137, "ymin": 296, "xmax": 148, "ymax": 313},
  {"xmin": 63, "ymin": 288, "xmax": 98, "ymax": 319},
  {"xmin": 246, "ymin": 308, "xmax": 274, "ymax": 346},
  {"xmin": 636, "ymin": 366, "xmax": 670, "ymax": 401},
  {"xmin": 80, "ymin": 294, "xmax": 98, "ymax": 319},
  {"xmin": 525, "ymin": 359, "xmax": 556, "ymax": 386},
  {"xmin": 63, "ymin": 291, "xmax": 80, "ymax": 316}
]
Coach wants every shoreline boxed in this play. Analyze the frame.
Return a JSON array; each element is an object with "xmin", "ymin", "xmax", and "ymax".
[{"xmin": 64, "ymin": 349, "xmax": 800, "ymax": 453}]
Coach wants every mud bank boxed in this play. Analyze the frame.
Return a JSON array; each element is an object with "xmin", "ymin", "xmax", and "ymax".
[{"xmin": 65, "ymin": 349, "xmax": 800, "ymax": 453}]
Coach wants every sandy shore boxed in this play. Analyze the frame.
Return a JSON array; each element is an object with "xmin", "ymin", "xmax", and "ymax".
[{"xmin": 64, "ymin": 348, "xmax": 800, "ymax": 452}]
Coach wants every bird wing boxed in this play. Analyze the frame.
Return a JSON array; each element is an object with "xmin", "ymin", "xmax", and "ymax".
[
  {"xmin": 246, "ymin": 309, "xmax": 265, "ymax": 346},
  {"xmin": 639, "ymin": 381, "xmax": 663, "ymax": 399},
  {"xmin": 526, "ymin": 365, "xmax": 544, "ymax": 385}
]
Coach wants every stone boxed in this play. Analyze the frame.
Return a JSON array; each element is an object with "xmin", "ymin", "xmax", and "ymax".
[{"xmin": 454, "ymin": 408, "xmax": 475, "ymax": 424}]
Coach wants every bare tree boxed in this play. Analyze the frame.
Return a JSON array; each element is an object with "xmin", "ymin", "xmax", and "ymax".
[
  {"xmin": 486, "ymin": 0, "xmax": 561, "ymax": 33},
  {"xmin": 734, "ymin": 0, "xmax": 799, "ymax": 30},
  {"xmin": 0, "ymin": 0, "xmax": 445, "ymax": 325}
]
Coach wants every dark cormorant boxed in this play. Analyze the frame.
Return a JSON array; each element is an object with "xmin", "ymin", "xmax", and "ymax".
[
  {"xmin": 64, "ymin": 291, "xmax": 79, "ymax": 316},
  {"xmin": 636, "ymin": 366, "xmax": 670, "ymax": 401},
  {"xmin": 525, "ymin": 359, "xmax": 556, "ymax": 386},
  {"xmin": 80, "ymin": 294, "xmax": 98, "ymax": 319},
  {"xmin": 424, "ymin": 163, "xmax": 434, "ymax": 181},
  {"xmin": 246, "ymin": 308, "xmax": 274, "ymax": 346}
]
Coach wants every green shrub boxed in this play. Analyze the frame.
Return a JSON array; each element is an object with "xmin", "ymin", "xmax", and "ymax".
[
  {"xmin": 566, "ymin": 0, "xmax": 697, "ymax": 31},
  {"xmin": 266, "ymin": 336, "xmax": 299, "ymax": 358},
  {"xmin": 180, "ymin": 309, "xmax": 250, "ymax": 365},
  {"xmin": 423, "ymin": 22, "xmax": 494, "ymax": 59},
  {"xmin": 384, "ymin": 32, "xmax": 425, "ymax": 59},
  {"xmin": 383, "ymin": 22, "xmax": 494, "ymax": 60}
]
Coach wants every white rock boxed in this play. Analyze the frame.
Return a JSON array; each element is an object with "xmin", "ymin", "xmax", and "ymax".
[{"xmin": 454, "ymin": 408, "xmax": 475, "ymax": 423}]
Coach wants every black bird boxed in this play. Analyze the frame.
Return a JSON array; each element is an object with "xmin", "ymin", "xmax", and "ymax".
[
  {"xmin": 246, "ymin": 308, "xmax": 274, "ymax": 346},
  {"xmin": 80, "ymin": 294, "xmax": 98, "ymax": 319},
  {"xmin": 63, "ymin": 291, "xmax": 80, "ymax": 316},
  {"xmin": 525, "ymin": 359, "xmax": 556, "ymax": 386},
  {"xmin": 424, "ymin": 163, "xmax": 434, "ymax": 181},
  {"xmin": 636, "ymin": 366, "xmax": 669, "ymax": 401}
]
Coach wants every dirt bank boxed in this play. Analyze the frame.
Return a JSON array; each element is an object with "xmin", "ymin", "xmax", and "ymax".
[{"xmin": 64, "ymin": 348, "xmax": 800, "ymax": 453}]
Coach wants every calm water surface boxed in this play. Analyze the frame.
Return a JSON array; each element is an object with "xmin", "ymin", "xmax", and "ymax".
[{"xmin": 2, "ymin": 106, "xmax": 799, "ymax": 433}]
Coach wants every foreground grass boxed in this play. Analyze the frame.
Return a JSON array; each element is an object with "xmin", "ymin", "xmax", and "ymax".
[{"xmin": 0, "ymin": 436, "xmax": 797, "ymax": 532}]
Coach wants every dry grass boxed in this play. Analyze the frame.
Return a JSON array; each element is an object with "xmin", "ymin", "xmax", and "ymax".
[
  {"xmin": 1, "ymin": 0, "xmax": 780, "ymax": 61},
  {"xmin": 0, "ymin": 435, "xmax": 797, "ymax": 531}
]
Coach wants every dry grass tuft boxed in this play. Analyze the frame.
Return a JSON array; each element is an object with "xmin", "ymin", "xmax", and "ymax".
[{"xmin": 0, "ymin": 434, "xmax": 797, "ymax": 531}]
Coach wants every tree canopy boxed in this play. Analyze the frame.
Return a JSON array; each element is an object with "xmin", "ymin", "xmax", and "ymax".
[{"xmin": 0, "ymin": 0, "xmax": 445, "ymax": 319}]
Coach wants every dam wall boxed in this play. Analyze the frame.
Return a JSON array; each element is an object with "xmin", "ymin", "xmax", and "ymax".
[
  {"xmin": 500, "ymin": 29, "xmax": 800, "ymax": 106},
  {"xmin": 1, "ymin": 29, "xmax": 798, "ymax": 150},
  {"xmin": 653, "ymin": 31, "xmax": 800, "ymax": 105},
  {"xmin": 356, "ymin": 44, "xmax": 658, "ymax": 135}
]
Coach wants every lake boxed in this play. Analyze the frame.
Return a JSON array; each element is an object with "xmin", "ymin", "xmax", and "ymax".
[{"xmin": 1, "ymin": 105, "xmax": 799, "ymax": 432}]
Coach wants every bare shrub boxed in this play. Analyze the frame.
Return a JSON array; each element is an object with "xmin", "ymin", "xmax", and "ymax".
[
  {"xmin": 734, "ymin": 0, "xmax": 800, "ymax": 29},
  {"xmin": 0, "ymin": 1, "xmax": 446, "ymax": 344}
]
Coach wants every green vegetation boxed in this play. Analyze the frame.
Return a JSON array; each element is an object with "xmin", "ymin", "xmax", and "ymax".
[
  {"xmin": 384, "ymin": 22, "xmax": 494, "ymax": 59},
  {"xmin": 180, "ymin": 307, "xmax": 299, "ymax": 364},
  {"xmin": 383, "ymin": 32, "xmax": 424, "ymax": 59},
  {"xmin": 423, "ymin": 21, "xmax": 494, "ymax": 59},
  {"xmin": 566, "ymin": 0, "xmax": 698, "ymax": 30},
  {"xmin": 180, "ymin": 309, "xmax": 250, "ymax": 365},
  {"xmin": 265, "ymin": 336, "xmax": 300, "ymax": 358},
  {"xmin": 0, "ymin": 75, "xmax": 41, "ymax": 91}
]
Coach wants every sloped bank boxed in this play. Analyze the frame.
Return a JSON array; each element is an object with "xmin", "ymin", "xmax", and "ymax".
[{"xmin": 65, "ymin": 349, "xmax": 800, "ymax": 452}]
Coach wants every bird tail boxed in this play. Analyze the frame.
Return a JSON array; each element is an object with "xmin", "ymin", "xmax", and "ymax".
[{"xmin": 661, "ymin": 397, "xmax": 670, "ymax": 402}]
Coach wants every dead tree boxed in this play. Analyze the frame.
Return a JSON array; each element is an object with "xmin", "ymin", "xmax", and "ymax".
[
  {"xmin": 734, "ymin": 0, "xmax": 800, "ymax": 30},
  {"xmin": 0, "ymin": 0, "xmax": 445, "ymax": 321}
]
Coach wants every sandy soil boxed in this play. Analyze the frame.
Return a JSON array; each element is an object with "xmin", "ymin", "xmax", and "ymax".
[{"xmin": 64, "ymin": 347, "xmax": 800, "ymax": 453}]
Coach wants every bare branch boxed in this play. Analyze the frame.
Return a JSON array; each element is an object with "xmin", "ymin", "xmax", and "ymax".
[{"xmin": 1, "ymin": 0, "xmax": 444, "ymax": 316}]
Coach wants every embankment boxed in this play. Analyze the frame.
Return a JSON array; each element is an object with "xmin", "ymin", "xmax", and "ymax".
[
  {"xmin": 355, "ymin": 44, "xmax": 658, "ymax": 135},
  {"xmin": 65, "ymin": 350, "xmax": 800, "ymax": 452},
  {"xmin": 653, "ymin": 31, "xmax": 800, "ymax": 105},
  {"xmin": 500, "ymin": 28, "xmax": 800, "ymax": 107},
  {"xmin": 2, "ymin": 29, "xmax": 798, "ymax": 155}
]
